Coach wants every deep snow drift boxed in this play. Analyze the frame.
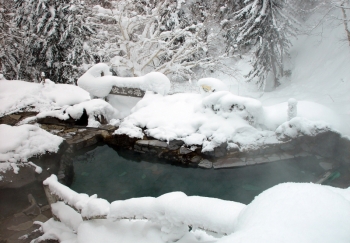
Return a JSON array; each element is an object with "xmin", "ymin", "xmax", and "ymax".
[{"xmin": 37, "ymin": 177, "xmax": 350, "ymax": 243}]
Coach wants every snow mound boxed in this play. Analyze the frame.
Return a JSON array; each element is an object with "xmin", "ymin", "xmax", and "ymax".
[
  {"xmin": 22, "ymin": 99, "xmax": 120, "ymax": 128},
  {"xmin": 276, "ymin": 117, "xmax": 330, "ymax": 139},
  {"xmin": 218, "ymin": 183, "xmax": 350, "ymax": 243},
  {"xmin": 0, "ymin": 80, "xmax": 90, "ymax": 116},
  {"xmin": 197, "ymin": 78, "xmax": 228, "ymax": 94},
  {"xmin": 113, "ymin": 92, "xmax": 276, "ymax": 151},
  {"xmin": 0, "ymin": 124, "xmax": 63, "ymax": 175},
  {"xmin": 263, "ymin": 101, "xmax": 342, "ymax": 131},
  {"xmin": 37, "ymin": 180, "xmax": 350, "ymax": 243},
  {"xmin": 77, "ymin": 63, "xmax": 171, "ymax": 97}
]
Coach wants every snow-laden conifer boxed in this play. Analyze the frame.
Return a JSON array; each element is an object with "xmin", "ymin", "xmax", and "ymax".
[
  {"xmin": 15, "ymin": 0, "xmax": 95, "ymax": 83},
  {"xmin": 230, "ymin": 0, "xmax": 298, "ymax": 89}
]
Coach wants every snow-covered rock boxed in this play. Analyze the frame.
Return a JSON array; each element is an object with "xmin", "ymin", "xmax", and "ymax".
[
  {"xmin": 0, "ymin": 124, "xmax": 63, "ymax": 176},
  {"xmin": 77, "ymin": 63, "xmax": 171, "ymax": 97},
  {"xmin": 36, "ymin": 180, "xmax": 350, "ymax": 243},
  {"xmin": 0, "ymin": 80, "xmax": 91, "ymax": 116}
]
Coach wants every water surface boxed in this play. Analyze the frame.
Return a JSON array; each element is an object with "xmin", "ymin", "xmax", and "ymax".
[{"xmin": 71, "ymin": 145, "xmax": 325, "ymax": 204}]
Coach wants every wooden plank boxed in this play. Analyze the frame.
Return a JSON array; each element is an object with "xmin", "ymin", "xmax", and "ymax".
[{"xmin": 109, "ymin": 86, "xmax": 145, "ymax": 98}]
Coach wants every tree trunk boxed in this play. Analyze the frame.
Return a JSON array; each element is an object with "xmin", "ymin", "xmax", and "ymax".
[{"xmin": 341, "ymin": 2, "xmax": 350, "ymax": 46}]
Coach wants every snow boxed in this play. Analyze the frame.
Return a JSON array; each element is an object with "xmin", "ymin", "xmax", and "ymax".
[
  {"xmin": 77, "ymin": 63, "xmax": 171, "ymax": 98},
  {"xmin": 218, "ymin": 183, "xmax": 350, "ymax": 243},
  {"xmin": 197, "ymin": 78, "xmax": 228, "ymax": 94},
  {"xmin": 114, "ymin": 90, "xmax": 339, "ymax": 152},
  {"xmin": 44, "ymin": 175, "xmax": 110, "ymax": 218},
  {"xmin": 0, "ymin": 124, "xmax": 63, "ymax": 176},
  {"xmin": 51, "ymin": 202, "xmax": 83, "ymax": 231},
  {"xmin": 0, "ymin": 80, "xmax": 90, "ymax": 116},
  {"xmin": 257, "ymin": 12, "xmax": 350, "ymax": 135},
  {"xmin": 276, "ymin": 117, "xmax": 330, "ymax": 139},
  {"xmin": 37, "ymin": 179, "xmax": 350, "ymax": 243},
  {"xmin": 262, "ymin": 100, "xmax": 342, "ymax": 131},
  {"xmin": 21, "ymin": 99, "xmax": 120, "ymax": 128}
]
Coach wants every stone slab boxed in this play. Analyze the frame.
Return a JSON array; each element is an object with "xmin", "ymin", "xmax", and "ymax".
[
  {"xmin": 148, "ymin": 140, "xmax": 168, "ymax": 148},
  {"xmin": 179, "ymin": 147, "xmax": 192, "ymax": 155},
  {"xmin": 198, "ymin": 160, "xmax": 213, "ymax": 169},
  {"xmin": 213, "ymin": 158, "xmax": 245, "ymax": 169}
]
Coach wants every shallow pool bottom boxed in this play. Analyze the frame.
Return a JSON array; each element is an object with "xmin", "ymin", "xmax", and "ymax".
[{"xmin": 70, "ymin": 145, "xmax": 325, "ymax": 204}]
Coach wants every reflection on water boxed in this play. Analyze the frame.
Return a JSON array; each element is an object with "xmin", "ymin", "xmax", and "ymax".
[{"xmin": 70, "ymin": 145, "xmax": 325, "ymax": 204}]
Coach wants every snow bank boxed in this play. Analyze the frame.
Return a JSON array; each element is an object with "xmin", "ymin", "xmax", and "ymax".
[
  {"xmin": 218, "ymin": 183, "xmax": 350, "ymax": 243},
  {"xmin": 22, "ymin": 99, "xmax": 120, "ymax": 128},
  {"xmin": 43, "ymin": 175, "xmax": 110, "ymax": 219},
  {"xmin": 37, "ymin": 180, "xmax": 350, "ymax": 243},
  {"xmin": 263, "ymin": 101, "xmax": 342, "ymax": 131},
  {"xmin": 0, "ymin": 124, "xmax": 63, "ymax": 175},
  {"xmin": 77, "ymin": 63, "xmax": 171, "ymax": 97},
  {"xmin": 0, "ymin": 80, "xmax": 90, "ymax": 116},
  {"xmin": 109, "ymin": 192, "xmax": 245, "ymax": 236},
  {"xmin": 276, "ymin": 117, "xmax": 330, "ymax": 139},
  {"xmin": 114, "ymin": 91, "xmax": 274, "ymax": 151},
  {"xmin": 115, "ymin": 88, "xmax": 343, "ymax": 152}
]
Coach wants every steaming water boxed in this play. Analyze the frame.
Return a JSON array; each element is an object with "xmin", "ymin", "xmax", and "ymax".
[{"xmin": 70, "ymin": 145, "xmax": 325, "ymax": 204}]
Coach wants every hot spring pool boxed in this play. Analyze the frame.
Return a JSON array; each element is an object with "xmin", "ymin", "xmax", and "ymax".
[{"xmin": 70, "ymin": 145, "xmax": 326, "ymax": 204}]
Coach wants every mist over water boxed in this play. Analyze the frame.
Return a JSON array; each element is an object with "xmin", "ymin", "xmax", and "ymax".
[{"xmin": 70, "ymin": 145, "xmax": 326, "ymax": 204}]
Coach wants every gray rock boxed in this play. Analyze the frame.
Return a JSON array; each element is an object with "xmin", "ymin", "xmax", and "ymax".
[
  {"xmin": 280, "ymin": 142, "xmax": 295, "ymax": 151},
  {"xmin": 319, "ymin": 162, "xmax": 333, "ymax": 171},
  {"xmin": 179, "ymin": 146, "xmax": 192, "ymax": 155},
  {"xmin": 135, "ymin": 140, "xmax": 149, "ymax": 146},
  {"xmin": 245, "ymin": 158, "xmax": 256, "ymax": 165},
  {"xmin": 190, "ymin": 156, "xmax": 202, "ymax": 163},
  {"xmin": 198, "ymin": 160, "xmax": 213, "ymax": 169},
  {"xmin": 254, "ymin": 157, "xmax": 268, "ymax": 164},
  {"xmin": 294, "ymin": 151, "xmax": 311, "ymax": 158},
  {"xmin": 168, "ymin": 140, "xmax": 184, "ymax": 150},
  {"xmin": 280, "ymin": 153, "xmax": 295, "ymax": 160},
  {"xmin": 267, "ymin": 154, "xmax": 281, "ymax": 162},
  {"xmin": 213, "ymin": 157, "xmax": 245, "ymax": 169},
  {"xmin": 148, "ymin": 140, "xmax": 168, "ymax": 148}
]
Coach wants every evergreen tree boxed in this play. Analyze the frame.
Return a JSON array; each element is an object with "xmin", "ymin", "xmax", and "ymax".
[
  {"xmin": 0, "ymin": 0, "xmax": 22, "ymax": 80},
  {"xmin": 230, "ymin": 0, "xmax": 298, "ymax": 89},
  {"xmin": 15, "ymin": 0, "xmax": 95, "ymax": 83}
]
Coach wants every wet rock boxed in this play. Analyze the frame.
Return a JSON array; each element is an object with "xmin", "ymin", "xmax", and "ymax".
[
  {"xmin": 179, "ymin": 146, "xmax": 192, "ymax": 155},
  {"xmin": 267, "ymin": 154, "xmax": 281, "ymax": 162},
  {"xmin": 319, "ymin": 162, "xmax": 333, "ymax": 171},
  {"xmin": 254, "ymin": 156, "xmax": 268, "ymax": 164},
  {"xmin": 279, "ymin": 153, "xmax": 295, "ymax": 160},
  {"xmin": 168, "ymin": 140, "xmax": 184, "ymax": 150},
  {"xmin": 280, "ymin": 142, "xmax": 295, "ymax": 152},
  {"xmin": 311, "ymin": 131, "xmax": 340, "ymax": 158},
  {"xmin": 204, "ymin": 142, "xmax": 228, "ymax": 158},
  {"xmin": 198, "ymin": 160, "xmax": 213, "ymax": 169},
  {"xmin": 22, "ymin": 194, "xmax": 40, "ymax": 216},
  {"xmin": 7, "ymin": 221, "xmax": 33, "ymax": 231},
  {"xmin": 213, "ymin": 157, "xmax": 245, "ymax": 169},
  {"xmin": 148, "ymin": 140, "xmax": 168, "ymax": 148},
  {"xmin": 190, "ymin": 156, "xmax": 202, "ymax": 163}
]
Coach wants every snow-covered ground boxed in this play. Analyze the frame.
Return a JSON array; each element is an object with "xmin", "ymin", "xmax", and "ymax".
[{"xmin": 36, "ymin": 176, "xmax": 350, "ymax": 243}]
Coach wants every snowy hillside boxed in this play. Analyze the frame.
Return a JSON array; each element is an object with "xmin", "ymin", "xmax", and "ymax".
[{"xmin": 258, "ymin": 13, "xmax": 350, "ymax": 135}]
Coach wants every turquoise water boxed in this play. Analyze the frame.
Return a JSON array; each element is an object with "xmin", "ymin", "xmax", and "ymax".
[{"xmin": 70, "ymin": 145, "xmax": 324, "ymax": 204}]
